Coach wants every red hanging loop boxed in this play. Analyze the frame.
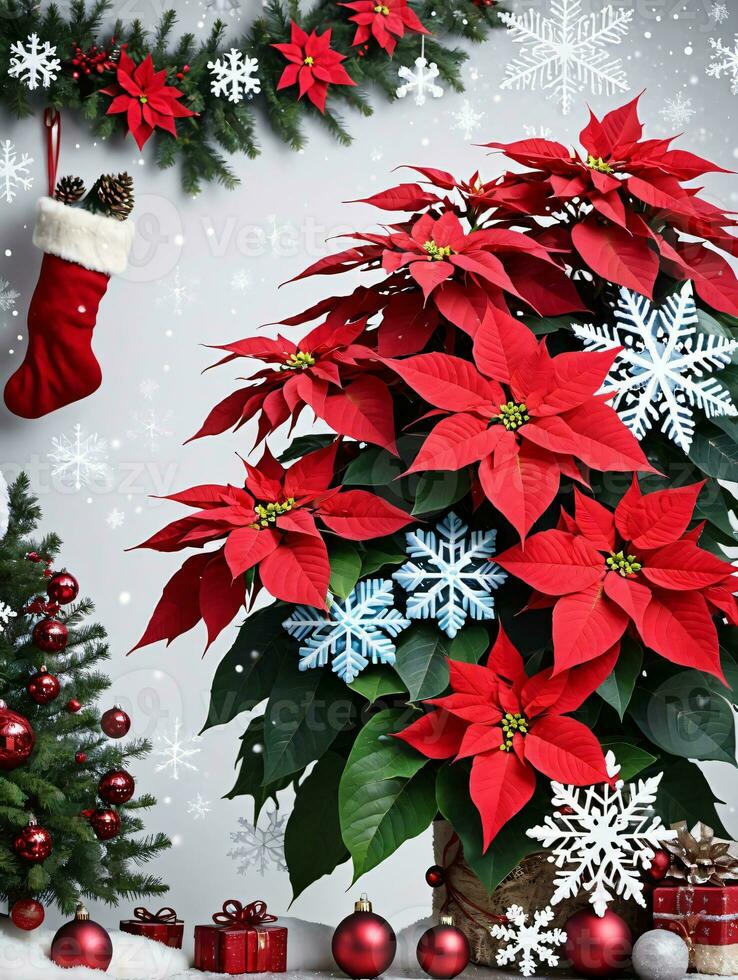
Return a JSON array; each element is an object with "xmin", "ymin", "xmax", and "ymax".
[{"xmin": 43, "ymin": 108, "xmax": 61, "ymax": 197}]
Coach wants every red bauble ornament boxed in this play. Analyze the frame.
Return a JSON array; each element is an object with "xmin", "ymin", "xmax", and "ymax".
[
  {"xmin": 47, "ymin": 571, "xmax": 79, "ymax": 605},
  {"xmin": 26, "ymin": 666, "xmax": 61, "ymax": 705},
  {"xmin": 649, "ymin": 849, "xmax": 671, "ymax": 881},
  {"xmin": 0, "ymin": 700, "xmax": 35, "ymax": 770},
  {"xmin": 66, "ymin": 698, "xmax": 82, "ymax": 713},
  {"xmin": 100, "ymin": 706, "xmax": 131, "ymax": 738},
  {"xmin": 32, "ymin": 618, "xmax": 68, "ymax": 653},
  {"xmin": 13, "ymin": 816, "xmax": 53, "ymax": 863},
  {"xmin": 50, "ymin": 904, "xmax": 113, "ymax": 971},
  {"xmin": 75, "ymin": 751, "xmax": 87, "ymax": 764},
  {"xmin": 416, "ymin": 916, "xmax": 470, "ymax": 979},
  {"xmin": 98, "ymin": 769, "xmax": 135, "ymax": 804},
  {"xmin": 425, "ymin": 865, "xmax": 445, "ymax": 888},
  {"xmin": 90, "ymin": 808, "xmax": 121, "ymax": 841},
  {"xmin": 10, "ymin": 898, "xmax": 45, "ymax": 931},
  {"xmin": 332, "ymin": 895, "xmax": 396, "ymax": 979},
  {"xmin": 565, "ymin": 908, "xmax": 632, "ymax": 978}
]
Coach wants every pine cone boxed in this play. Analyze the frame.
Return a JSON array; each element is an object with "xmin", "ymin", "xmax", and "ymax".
[
  {"xmin": 96, "ymin": 172, "xmax": 134, "ymax": 221},
  {"xmin": 54, "ymin": 175, "xmax": 86, "ymax": 205}
]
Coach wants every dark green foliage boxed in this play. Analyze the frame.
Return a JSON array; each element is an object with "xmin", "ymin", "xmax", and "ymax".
[{"xmin": 0, "ymin": 475, "xmax": 169, "ymax": 913}]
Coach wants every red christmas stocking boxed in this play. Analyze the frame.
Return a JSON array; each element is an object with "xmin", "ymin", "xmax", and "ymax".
[{"xmin": 4, "ymin": 197, "xmax": 134, "ymax": 419}]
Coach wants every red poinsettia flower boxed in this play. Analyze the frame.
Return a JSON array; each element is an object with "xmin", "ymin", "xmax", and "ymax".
[
  {"xmin": 387, "ymin": 306, "xmax": 654, "ymax": 539},
  {"xmin": 273, "ymin": 23, "xmax": 355, "ymax": 113},
  {"xmin": 496, "ymin": 481, "xmax": 738, "ymax": 680},
  {"xmin": 102, "ymin": 50, "xmax": 196, "ymax": 150},
  {"xmin": 397, "ymin": 628, "xmax": 616, "ymax": 849},
  {"xmin": 486, "ymin": 96, "xmax": 738, "ymax": 315},
  {"xmin": 341, "ymin": 0, "xmax": 429, "ymax": 56},
  {"xmin": 191, "ymin": 311, "xmax": 397, "ymax": 451},
  {"xmin": 131, "ymin": 443, "xmax": 413, "ymax": 651}
]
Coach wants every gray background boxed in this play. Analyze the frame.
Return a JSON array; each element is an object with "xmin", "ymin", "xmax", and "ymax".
[{"xmin": 1, "ymin": 0, "xmax": 737, "ymax": 939}]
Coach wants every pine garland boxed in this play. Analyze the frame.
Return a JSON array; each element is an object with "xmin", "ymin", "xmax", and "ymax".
[{"xmin": 0, "ymin": 0, "xmax": 504, "ymax": 194}]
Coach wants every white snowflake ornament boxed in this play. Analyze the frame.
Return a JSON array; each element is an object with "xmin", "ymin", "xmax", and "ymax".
[
  {"xmin": 208, "ymin": 48, "xmax": 260, "ymax": 103},
  {"xmin": 707, "ymin": 35, "xmax": 738, "ymax": 95},
  {"xmin": 49, "ymin": 424, "xmax": 111, "ymax": 491},
  {"xmin": 499, "ymin": 0, "xmax": 633, "ymax": 115},
  {"xmin": 397, "ymin": 39, "xmax": 443, "ymax": 107},
  {"xmin": 451, "ymin": 100, "xmax": 484, "ymax": 140},
  {"xmin": 491, "ymin": 905, "xmax": 566, "ymax": 978},
  {"xmin": 0, "ymin": 278, "xmax": 19, "ymax": 312},
  {"xmin": 527, "ymin": 752, "xmax": 677, "ymax": 917},
  {"xmin": 228, "ymin": 807, "xmax": 287, "ymax": 876},
  {"xmin": 283, "ymin": 579, "xmax": 409, "ymax": 684},
  {"xmin": 154, "ymin": 718, "xmax": 201, "ymax": 780},
  {"xmin": 394, "ymin": 512, "xmax": 507, "ymax": 639},
  {"xmin": 660, "ymin": 92, "xmax": 696, "ymax": 127},
  {"xmin": 0, "ymin": 140, "xmax": 33, "ymax": 204},
  {"xmin": 573, "ymin": 282, "xmax": 738, "ymax": 454},
  {"xmin": 711, "ymin": 2, "xmax": 730, "ymax": 25},
  {"xmin": 0, "ymin": 601, "xmax": 17, "ymax": 627},
  {"xmin": 8, "ymin": 33, "xmax": 60, "ymax": 90}
]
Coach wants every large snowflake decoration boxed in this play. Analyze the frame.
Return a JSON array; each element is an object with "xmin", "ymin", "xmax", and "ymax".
[
  {"xmin": 660, "ymin": 92, "xmax": 696, "ymax": 127},
  {"xmin": 154, "ymin": 718, "xmax": 201, "ymax": 780},
  {"xmin": 283, "ymin": 579, "xmax": 410, "ymax": 684},
  {"xmin": 49, "ymin": 424, "xmax": 111, "ymax": 491},
  {"xmin": 228, "ymin": 807, "xmax": 287, "ymax": 876},
  {"xmin": 0, "ymin": 140, "xmax": 33, "ymax": 204},
  {"xmin": 527, "ymin": 752, "xmax": 677, "ymax": 916},
  {"xmin": 490, "ymin": 905, "xmax": 566, "ymax": 978},
  {"xmin": 0, "ymin": 601, "xmax": 17, "ymax": 627},
  {"xmin": 208, "ymin": 48, "xmax": 260, "ymax": 103},
  {"xmin": 498, "ymin": 0, "xmax": 633, "ymax": 116},
  {"xmin": 573, "ymin": 282, "xmax": 738, "ymax": 454},
  {"xmin": 707, "ymin": 35, "xmax": 738, "ymax": 94},
  {"xmin": 397, "ymin": 40, "xmax": 444, "ymax": 107},
  {"xmin": 394, "ymin": 512, "xmax": 507, "ymax": 639},
  {"xmin": 451, "ymin": 99, "xmax": 484, "ymax": 140},
  {"xmin": 8, "ymin": 33, "xmax": 60, "ymax": 90},
  {"xmin": 0, "ymin": 278, "xmax": 19, "ymax": 313}
]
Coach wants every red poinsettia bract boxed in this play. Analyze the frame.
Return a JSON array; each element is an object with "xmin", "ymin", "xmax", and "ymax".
[
  {"xmin": 131, "ymin": 443, "xmax": 412, "ymax": 651},
  {"xmin": 273, "ymin": 23, "xmax": 355, "ymax": 113},
  {"xmin": 387, "ymin": 306, "xmax": 654, "ymax": 538},
  {"xmin": 496, "ymin": 482, "xmax": 738, "ymax": 680},
  {"xmin": 341, "ymin": 0, "xmax": 429, "ymax": 56},
  {"xmin": 486, "ymin": 96, "xmax": 738, "ymax": 315},
  {"xmin": 397, "ymin": 628, "xmax": 615, "ymax": 849},
  {"xmin": 102, "ymin": 50, "xmax": 196, "ymax": 150}
]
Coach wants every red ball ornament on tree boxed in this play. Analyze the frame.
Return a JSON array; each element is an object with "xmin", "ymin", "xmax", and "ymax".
[
  {"xmin": 332, "ymin": 895, "xmax": 396, "ymax": 979},
  {"xmin": 26, "ymin": 666, "xmax": 61, "ymax": 705},
  {"xmin": 47, "ymin": 571, "xmax": 79, "ymax": 605},
  {"xmin": 565, "ymin": 908, "xmax": 632, "ymax": 978},
  {"xmin": 98, "ymin": 769, "xmax": 135, "ymax": 804},
  {"xmin": 75, "ymin": 751, "xmax": 87, "ymax": 764},
  {"xmin": 649, "ymin": 849, "xmax": 671, "ymax": 882},
  {"xmin": 90, "ymin": 807, "xmax": 121, "ymax": 841},
  {"xmin": 32, "ymin": 618, "xmax": 68, "ymax": 653},
  {"xmin": 10, "ymin": 898, "xmax": 45, "ymax": 931},
  {"xmin": 416, "ymin": 916, "xmax": 470, "ymax": 979},
  {"xmin": 13, "ymin": 816, "xmax": 53, "ymax": 863},
  {"xmin": 425, "ymin": 865, "xmax": 445, "ymax": 888},
  {"xmin": 50, "ymin": 903, "xmax": 113, "ymax": 971},
  {"xmin": 0, "ymin": 700, "xmax": 35, "ymax": 770},
  {"xmin": 66, "ymin": 698, "xmax": 82, "ymax": 713},
  {"xmin": 100, "ymin": 706, "xmax": 130, "ymax": 738}
]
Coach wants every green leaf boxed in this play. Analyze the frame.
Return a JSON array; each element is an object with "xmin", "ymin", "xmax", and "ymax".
[
  {"xmin": 360, "ymin": 540, "xmax": 406, "ymax": 578},
  {"xmin": 263, "ymin": 662, "xmax": 348, "ymax": 784},
  {"xmin": 394, "ymin": 626, "xmax": 450, "ymax": 702},
  {"xmin": 598, "ymin": 740, "xmax": 657, "ymax": 781},
  {"xmin": 597, "ymin": 638, "xmax": 642, "ymax": 720},
  {"xmin": 523, "ymin": 315, "xmax": 586, "ymax": 337},
  {"xmin": 694, "ymin": 480, "xmax": 737, "ymax": 540},
  {"xmin": 411, "ymin": 470, "xmax": 471, "ymax": 516},
  {"xmin": 225, "ymin": 717, "xmax": 293, "ymax": 821},
  {"xmin": 339, "ymin": 708, "xmax": 437, "ymax": 882},
  {"xmin": 655, "ymin": 757, "xmax": 728, "ymax": 837},
  {"xmin": 449, "ymin": 625, "xmax": 489, "ymax": 664},
  {"xmin": 349, "ymin": 668, "xmax": 407, "ymax": 704},
  {"xmin": 201, "ymin": 604, "xmax": 289, "ymax": 733},
  {"xmin": 689, "ymin": 420, "xmax": 738, "ymax": 482},
  {"xmin": 279, "ymin": 434, "xmax": 335, "ymax": 463},
  {"xmin": 343, "ymin": 448, "xmax": 403, "ymax": 486},
  {"xmin": 328, "ymin": 541, "xmax": 362, "ymax": 600},
  {"xmin": 285, "ymin": 751, "xmax": 349, "ymax": 901},
  {"xmin": 630, "ymin": 671, "xmax": 737, "ymax": 765}
]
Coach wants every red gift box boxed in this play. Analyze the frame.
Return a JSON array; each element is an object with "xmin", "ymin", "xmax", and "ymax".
[
  {"xmin": 653, "ymin": 885, "xmax": 738, "ymax": 946},
  {"xmin": 119, "ymin": 906, "xmax": 184, "ymax": 949},
  {"xmin": 194, "ymin": 900, "xmax": 288, "ymax": 974}
]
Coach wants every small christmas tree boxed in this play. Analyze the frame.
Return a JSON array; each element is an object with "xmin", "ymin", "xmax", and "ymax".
[{"xmin": 0, "ymin": 474, "xmax": 170, "ymax": 917}]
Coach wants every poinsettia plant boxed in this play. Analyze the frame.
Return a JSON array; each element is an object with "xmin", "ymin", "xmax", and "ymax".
[{"xmin": 133, "ymin": 97, "xmax": 738, "ymax": 901}]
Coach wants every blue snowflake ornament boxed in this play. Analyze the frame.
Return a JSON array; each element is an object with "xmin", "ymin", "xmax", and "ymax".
[
  {"xmin": 282, "ymin": 579, "xmax": 410, "ymax": 684},
  {"xmin": 394, "ymin": 512, "xmax": 507, "ymax": 639}
]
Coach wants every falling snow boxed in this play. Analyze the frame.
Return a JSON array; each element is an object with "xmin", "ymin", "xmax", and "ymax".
[
  {"xmin": 0, "ymin": 601, "xmax": 18, "ymax": 627},
  {"xmin": 0, "ymin": 278, "xmax": 19, "ymax": 312},
  {"xmin": 228, "ymin": 808, "xmax": 287, "ymax": 876},
  {"xmin": 106, "ymin": 508, "xmax": 125, "ymax": 530},
  {"xmin": 208, "ymin": 48, "xmax": 260, "ymax": 103},
  {"xmin": 0, "ymin": 140, "xmax": 33, "ymax": 204},
  {"xmin": 711, "ymin": 2, "xmax": 730, "ymax": 25},
  {"xmin": 660, "ymin": 92, "xmax": 696, "ymax": 127},
  {"xmin": 230, "ymin": 269, "xmax": 252, "ymax": 293},
  {"xmin": 8, "ymin": 33, "xmax": 60, "ymax": 90},
  {"xmin": 499, "ymin": 0, "xmax": 633, "ymax": 115},
  {"xmin": 127, "ymin": 406, "xmax": 174, "ymax": 453},
  {"xmin": 523, "ymin": 124, "xmax": 553, "ymax": 138},
  {"xmin": 154, "ymin": 719, "xmax": 201, "ymax": 781},
  {"xmin": 708, "ymin": 35, "xmax": 738, "ymax": 95},
  {"xmin": 49, "ymin": 425, "xmax": 110, "ymax": 491},
  {"xmin": 187, "ymin": 793, "xmax": 212, "ymax": 820},
  {"xmin": 451, "ymin": 100, "xmax": 485, "ymax": 140},
  {"xmin": 491, "ymin": 906, "xmax": 566, "ymax": 977}
]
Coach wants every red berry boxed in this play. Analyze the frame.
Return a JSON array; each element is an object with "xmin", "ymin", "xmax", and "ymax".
[{"xmin": 75, "ymin": 752, "xmax": 87, "ymax": 764}]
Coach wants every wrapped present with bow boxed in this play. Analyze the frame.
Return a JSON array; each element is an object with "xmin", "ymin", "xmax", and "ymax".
[
  {"xmin": 653, "ymin": 822, "xmax": 738, "ymax": 976},
  {"xmin": 119, "ymin": 906, "xmax": 184, "ymax": 948},
  {"xmin": 194, "ymin": 899, "xmax": 287, "ymax": 974}
]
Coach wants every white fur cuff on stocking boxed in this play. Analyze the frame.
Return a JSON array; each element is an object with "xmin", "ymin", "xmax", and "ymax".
[{"xmin": 32, "ymin": 197, "xmax": 134, "ymax": 276}]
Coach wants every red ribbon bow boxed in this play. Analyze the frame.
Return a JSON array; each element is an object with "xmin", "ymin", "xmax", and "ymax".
[
  {"xmin": 212, "ymin": 900, "xmax": 278, "ymax": 927},
  {"xmin": 134, "ymin": 906, "xmax": 179, "ymax": 924}
]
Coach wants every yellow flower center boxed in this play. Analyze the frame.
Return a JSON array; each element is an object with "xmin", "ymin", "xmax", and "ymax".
[
  {"xmin": 500, "ymin": 712, "xmax": 529, "ymax": 752},
  {"xmin": 374, "ymin": 4, "xmax": 390, "ymax": 13},
  {"xmin": 304, "ymin": 55, "xmax": 315, "ymax": 66},
  {"xmin": 606, "ymin": 551, "xmax": 642, "ymax": 576},
  {"xmin": 139, "ymin": 95, "xmax": 148, "ymax": 104},
  {"xmin": 587, "ymin": 154, "xmax": 614, "ymax": 174},
  {"xmin": 497, "ymin": 401, "xmax": 529, "ymax": 431},
  {"xmin": 285, "ymin": 351, "xmax": 316, "ymax": 370},
  {"xmin": 254, "ymin": 498, "xmax": 297, "ymax": 528},
  {"xmin": 423, "ymin": 241, "xmax": 452, "ymax": 261}
]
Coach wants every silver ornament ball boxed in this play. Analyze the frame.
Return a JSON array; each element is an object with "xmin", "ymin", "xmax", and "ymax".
[{"xmin": 632, "ymin": 929, "xmax": 689, "ymax": 980}]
